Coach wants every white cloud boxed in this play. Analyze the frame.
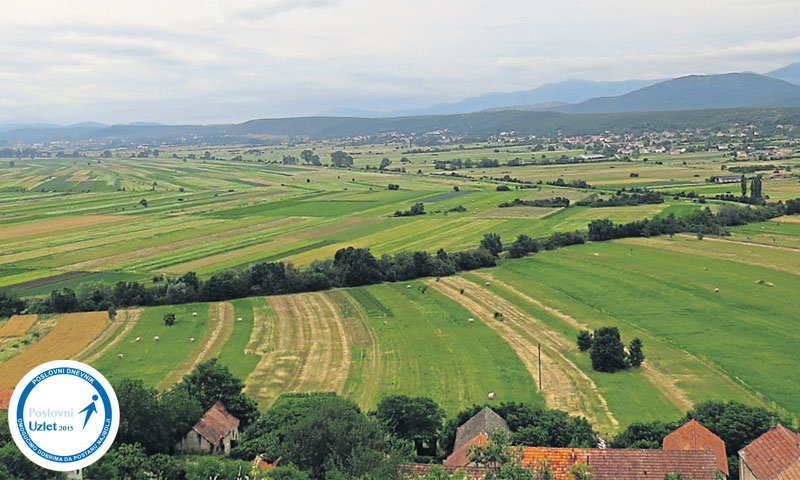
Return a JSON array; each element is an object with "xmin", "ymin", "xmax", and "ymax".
[{"xmin": 0, "ymin": 0, "xmax": 797, "ymax": 123}]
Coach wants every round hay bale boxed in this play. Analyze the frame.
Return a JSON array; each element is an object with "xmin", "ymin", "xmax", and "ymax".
[
  {"xmin": 468, "ymin": 317, "xmax": 474, "ymax": 323},
  {"xmin": 237, "ymin": 317, "xmax": 243, "ymax": 322},
  {"xmin": 136, "ymin": 337, "xmax": 141, "ymax": 342},
  {"xmin": 154, "ymin": 336, "xmax": 160, "ymax": 341},
  {"xmin": 714, "ymin": 288, "xmax": 720, "ymax": 293},
  {"xmin": 117, "ymin": 353, "xmax": 124, "ymax": 359},
  {"xmin": 190, "ymin": 337, "xmax": 195, "ymax": 343},
  {"xmin": 485, "ymin": 281, "xmax": 490, "ymax": 286},
  {"xmin": 192, "ymin": 312, "xmax": 198, "ymax": 317},
  {"xmin": 488, "ymin": 392, "xmax": 496, "ymax": 400},
  {"xmin": 407, "ymin": 284, "xmax": 411, "ymax": 289}
]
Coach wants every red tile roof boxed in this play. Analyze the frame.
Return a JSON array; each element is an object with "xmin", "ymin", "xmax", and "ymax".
[
  {"xmin": 663, "ymin": 419, "xmax": 729, "ymax": 475},
  {"xmin": 740, "ymin": 424, "xmax": 800, "ymax": 480},
  {"xmin": 0, "ymin": 390, "xmax": 12, "ymax": 410},
  {"xmin": 521, "ymin": 447, "xmax": 719, "ymax": 480},
  {"xmin": 400, "ymin": 463, "xmax": 487, "ymax": 479},
  {"xmin": 192, "ymin": 401, "xmax": 240, "ymax": 446},
  {"xmin": 251, "ymin": 455, "xmax": 279, "ymax": 471},
  {"xmin": 445, "ymin": 432, "xmax": 490, "ymax": 467}
]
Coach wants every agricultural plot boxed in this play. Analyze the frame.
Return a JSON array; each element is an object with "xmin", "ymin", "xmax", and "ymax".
[
  {"xmin": 494, "ymin": 238, "xmax": 799, "ymax": 420},
  {"xmin": 244, "ymin": 292, "xmax": 352, "ymax": 407},
  {"xmin": 0, "ymin": 314, "xmax": 37, "ymax": 337},
  {"xmin": 341, "ymin": 283, "xmax": 542, "ymax": 414},
  {"xmin": 216, "ymin": 298, "xmax": 262, "ymax": 381},
  {"xmin": 92, "ymin": 304, "xmax": 211, "ymax": 388},
  {"xmin": 0, "ymin": 312, "xmax": 108, "ymax": 389}
]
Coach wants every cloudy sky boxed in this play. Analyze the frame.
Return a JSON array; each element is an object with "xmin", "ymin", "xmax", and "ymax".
[{"xmin": 1, "ymin": 0, "xmax": 799, "ymax": 124}]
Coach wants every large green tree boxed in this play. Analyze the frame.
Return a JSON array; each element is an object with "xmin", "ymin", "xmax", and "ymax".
[
  {"xmin": 589, "ymin": 327, "xmax": 628, "ymax": 372},
  {"xmin": 330, "ymin": 151, "xmax": 354, "ymax": 168},
  {"xmin": 177, "ymin": 358, "xmax": 259, "ymax": 426},
  {"xmin": 233, "ymin": 393, "xmax": 406, "ymax": 480},
  {"xmin": 375, "ymin": 395, "xmax": 445, "ymax": 455}
]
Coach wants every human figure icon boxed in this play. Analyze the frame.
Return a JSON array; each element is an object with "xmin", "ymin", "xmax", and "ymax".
[{"xmin": 79, "ymin": 395, "xmax": 99, "ymax": 430}]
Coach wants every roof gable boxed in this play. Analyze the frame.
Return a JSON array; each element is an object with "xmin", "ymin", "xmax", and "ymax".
[
  {"xmin": 445, "ymin": 432, "xmax": 490, "ymax": 467},
  {"xmin": 453, "ymin": 407, "xmax": 510, "ymax": 453},
  {"xmin": 192, "ymin": 401, "xmax": 240, "ymax": 446},
  {"xmin": 740, "ymin": 424, "xmax": 800, "ymax": 480},
  {"xmin": 663, "ymin": 419, "xmax": 729, "ymax": 475}
]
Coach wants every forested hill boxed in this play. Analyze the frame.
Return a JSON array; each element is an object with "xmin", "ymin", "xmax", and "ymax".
[
  {"xmin": 2, "ymin": 106, "xmax": 800, "ymax": 147},
  {"xmin": 555, "ymin": 73, "xmax": 800, "ymax": 114}
]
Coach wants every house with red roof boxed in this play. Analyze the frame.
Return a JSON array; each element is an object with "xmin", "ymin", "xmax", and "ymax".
[
  {"xmin": 739, "ymin": 424, "xmax": 800, "ymax": 480},
  {"xmin": 175, "ymin": 401, "xmax": 240, "ymax": 455},
  {"xmin": 664, "ymin": 419, "xmax": 729, "ymax": 476},
  {"xmin": 426, "ymin": 410, "xmax": 727, "ymax": 480}
]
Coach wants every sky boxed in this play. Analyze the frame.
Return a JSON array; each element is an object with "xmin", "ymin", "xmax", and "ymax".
[{"xmin": 1, "ymin": 0, "xmax": 799, "ymax": 125}]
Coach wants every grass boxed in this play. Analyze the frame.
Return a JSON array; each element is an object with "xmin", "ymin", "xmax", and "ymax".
[
  {"xmin": 344, "ymin": 282, "xmax": 543, "ymax": 414},
  {"xmin": 496, "ymin": 238, "xmax": 799, "ymax": 420},
  {"xmin": 217, "ymin": 298, "xmax": 261, "ymax": 381},
  {"xmin": 92, "ymin": 303, "xmax": 211, "ymax": 388}
]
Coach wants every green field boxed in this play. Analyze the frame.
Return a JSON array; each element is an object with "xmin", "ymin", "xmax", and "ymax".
[{"xmin": 1, "ymin": 142, "xmax": 799, "ymax": 435}]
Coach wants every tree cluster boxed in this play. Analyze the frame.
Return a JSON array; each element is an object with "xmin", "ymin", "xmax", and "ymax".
[
  {"xmin": 588, "ymin": 201, "xmax": 793, "ymax": 242},
  {"xmin": 546, "ymin": 178, "xmax": 593, "ymax": 189},
  {"xmin": 499, "ymin": 197, "xmax": 570, "ymax": 208},
  {"xmin": 330, "ymin": 151, "xmax": 354, "ymax": 168},
  {"xmin": 232, "ymin": 393, "xmax": 407, "ymax": 480},
  {"xmin": 577, "ymin": 327, "xmax": 643, "ymax": 372},
  {"xmin": 395, "ymin": 202, "xmax": 426, "ymax": 217},
  {"xmin": 576, "ymin": 191, "xmax": 663, "ymax": 208}
]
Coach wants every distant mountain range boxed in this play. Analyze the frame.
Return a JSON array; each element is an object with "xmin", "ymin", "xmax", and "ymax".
[
  {"xmin": 322, "ymin": 62, "xmax": 800, "ymax": 117},
  {"xmin": 2, "ymin": 107, "xmax": 800, "ymax": 148},
  {"xmin": 1, "ymin": 62, "xmax": 799, "ymax": 146},
  {"xmin": 552, "ymin": 73, "xmax": 800, "ymax": 113},
  {"xmin": 768, "ymin": 62, "xmax": 800, "ymax": 86},
  {"xmin": 321, "ymin": 79, "xmax": 663, "ymax": 117}
]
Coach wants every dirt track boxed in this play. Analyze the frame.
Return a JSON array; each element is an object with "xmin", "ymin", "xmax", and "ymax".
[
  {"xmin": 426, "ymin": 277, "xmax": 619, "ymax": 432},
  {"xmin": 475, "ymin": 272, "xmax": 697, "ymax": 415},
  {"xmin": 157, "ymin": 302, "xmax": 234, "ymax": 389}
]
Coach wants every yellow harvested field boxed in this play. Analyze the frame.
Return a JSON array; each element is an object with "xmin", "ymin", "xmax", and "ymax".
[
  {"xmin": 245, "ymin": 292, "xmax": 350, "ymax": 406},
  {"xmin": 0, "ymin": 312, "xmax": 108, "ymax": 388},
  {"xmin": 68, "ymin": 170, "xmax": 90, "ymax": 181},
  {"xmin": 0, "ymin": 315, "xmax": 37, "ymax": 337},
  {"xmin": 0, "ymin": 216, "xmax": 127, "ymax": 241}
]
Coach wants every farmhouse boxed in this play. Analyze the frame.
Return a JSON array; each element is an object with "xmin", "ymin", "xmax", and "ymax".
[
  {"xmin": 428, "ymin": 410, "xmax": 726, "ymax": 480},
  {"xmin": 175, "ymin": 401, "xmax": 240, "ymax": 455},
  {"xmin": 738, "ymin": 424, "xmax": 800, "ymax": 480},
  {"xmin": 714, "ymin": 175, "xmax": 743, "ymax": 184},
  {"xmin": 663, "ymin": 419, "xmax": 729, "ymax": 476},
  {"xmin": 451, "ymin": 406, "xmax": 511, "ymax": 457}
]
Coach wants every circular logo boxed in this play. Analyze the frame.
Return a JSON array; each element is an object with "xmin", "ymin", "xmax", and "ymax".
[{"xmin": 7, "ymin": 360, "xmax": 120, "ymax": 471}]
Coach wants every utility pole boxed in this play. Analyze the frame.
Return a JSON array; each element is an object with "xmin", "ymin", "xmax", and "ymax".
[{"xmin": 538, "ymin": 343, "xmax": 542, "ymax": 391}]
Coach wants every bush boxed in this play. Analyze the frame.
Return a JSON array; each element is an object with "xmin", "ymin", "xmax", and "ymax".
[
  {"xmin": 577, "ymin": 330, "xmax": 593, "ymax": 352},
  {"xmin": 496, "ymin": 185, "xmax": 510, "ymax": 191}
]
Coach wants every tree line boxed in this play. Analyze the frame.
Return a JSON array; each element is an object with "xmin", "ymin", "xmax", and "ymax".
[
  {"xmin": 575, "ymin": 191, "xmax": 663, "ymax": 208},
  {"xmin": 587, "ymin": 201, "xmax": 797, "ymax": 242},
  {"xmin": 2, "ymin": 199, "xmax": 799, "ymax": 318},
  {"xmin": 499, "ymin": 197, "xmax": 571, "ymax": 208}
]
